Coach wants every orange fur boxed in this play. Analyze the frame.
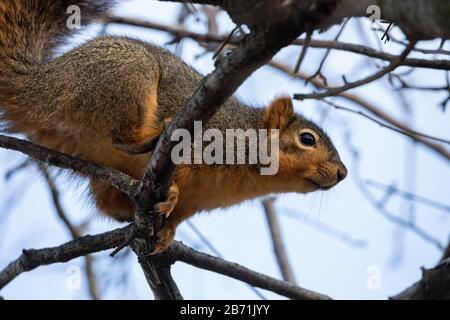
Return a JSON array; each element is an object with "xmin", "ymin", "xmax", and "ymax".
[{"xmin": 263, "ymin": 96, "xmax": 294, "ymax": 130}]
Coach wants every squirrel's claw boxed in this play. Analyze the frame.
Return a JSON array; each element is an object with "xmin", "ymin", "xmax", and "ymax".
[
  {"xmin": 154, "ymin": 183, "xmax": 179, "ymax": 218},
  {"xmin": 149, "ymin": 224, "xmax": 176, "ymax": 255},
  {"xmin": 148, "ymin": 184, "xmax": 179, "ymax": 255}
]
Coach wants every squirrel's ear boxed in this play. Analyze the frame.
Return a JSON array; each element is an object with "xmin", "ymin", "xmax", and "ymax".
[{"xmin": 263, "ymin": 97, "xmax": 294, "ymax": 129}]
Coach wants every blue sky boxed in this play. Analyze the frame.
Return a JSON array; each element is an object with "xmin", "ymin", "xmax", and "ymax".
[{"xmin": 1, "ymin": 0, "xmax": 449, "ymax": 299}]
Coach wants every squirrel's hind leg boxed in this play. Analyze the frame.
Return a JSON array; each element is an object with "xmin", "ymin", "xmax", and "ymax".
[
  {"xmin": 90, "ymin": 179, "xmax": 134, "ymax": 222},
  {"xmin": 111, "ymin": 81, "xmax": 162, "ymax": 149},
  {"xmin": 113, "ymin": 117, "xmax": 173, "ymax": 155}
]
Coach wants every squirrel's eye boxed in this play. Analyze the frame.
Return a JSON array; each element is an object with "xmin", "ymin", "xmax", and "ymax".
[{"xmin": 299, "ymin": 132, "xmax": 316, "ymax": 147}]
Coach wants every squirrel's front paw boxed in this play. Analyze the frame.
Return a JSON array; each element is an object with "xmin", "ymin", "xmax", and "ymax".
[
  {"xmin": 154, "ymin": 183, "xmax": 179, "ymax": 218},
  {"xmin": 149, "ymin": 224, "xmax": 176, "ymax": 255}
]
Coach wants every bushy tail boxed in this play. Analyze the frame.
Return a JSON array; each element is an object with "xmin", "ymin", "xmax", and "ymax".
[{"xmin": 0, "ymin": 0, "xmax": 113, "ymax": 132}]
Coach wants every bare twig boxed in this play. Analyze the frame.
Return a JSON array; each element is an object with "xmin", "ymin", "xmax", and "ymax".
[
  {"xmin": 366, "ymin": 179, "xmax": 450, "ymax": 214},
  {"xmin": 373, "ymin": 28, "xmax": 450, "ymax": 55},
  {"xmin": 5, "ymin": 159, "xmax": 32, "ymax": 180},
  {"xmin": 262, "ymin": 198, "xmax": 297, "ymax": 284},
  {"xmin": 169, "ymin": 242, "xmax": 330, "ymax": 300},
  {"xmin": 39, "ymin": 164, "xmax": 100, "ymax": 300},
  {"xmin": 294, "ymin": 41, "xmax": 417, "ymax": 100},
  {"xmin": 212, "ymin": 26, "xmax": 240, "ymax": 59},
  {"xmin": 279, "ymin": 207, "xmax": 368, "ymax": 248},
  {"xmin": 305, "ymin": 19, "xmax": 349, "ymax": 85},
  {"xmin": 130, "ymin": 242, "xmax": 183, "ymax": 300},
  {"xmin": 345, "ymin": 133, "xmax": 445, "ymax": 251},
  {"xmin": 293, "ymin": 30, "xmax": 312, "ymax": 74},
  {"xmin": 321, "ymin": 99, "xmax": 450, "ymax": 145}
]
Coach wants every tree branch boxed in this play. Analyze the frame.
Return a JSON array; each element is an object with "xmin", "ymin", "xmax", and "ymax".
[
  {"xmin": 39, "ymin": 164, "xmax": 100, "ymax": 300},
  {"xmin": 0, "ymin": 228, "xmax": 328, "ymax": 300},
  {"xmin": 293, "ymin": 41, "xmax": 417, "ymax": 100},
  {"xmin": 131, "ymin": 242, "xmax": 183, "ymax": 300},
  {"xmin": 392, "ymin": 258, "xmax": 450, "ymax": 300},
  {"xmin": 105, "ymin": 15, "xmax": 450, "ymax": 71},
  {"xmin": 0, "ymin": 134, "xmax": 139, "ymax": 197},
  {"xmin": 169, "ymin": 242, "xmax": 329, "ymax": 300},
  {"xmin": 321, "ymin": 99, "xmax": 450, "ymax": 145},
  {"xmin": 0, "ymin": 225, "xmax": 133, "ymax": 290},
  {"xmin": 262, "ymin": 198, "xmax": 297, "ymax": 284}
]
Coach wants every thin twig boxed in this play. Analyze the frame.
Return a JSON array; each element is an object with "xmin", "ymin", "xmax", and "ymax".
[
  {"xmin": 305, "ymin": 19, "xmax": 349, "ymax": 85},
  {"xmin": 365, "ymin": 179, "xmax": 450, "ymax": 214},
  {"xmin": 345, "ymin": 134, "xmax": 445, "ymax": 251},
  {"xmin": 321, "ymin": 99, "xmax": 450, "ymax": 145},
  {"xmin": 279, "ymin": 207, "xmax": 368, "ymax": 248},
  {"xmin": 294, "ymin": 41, "xmax": 417, "ymax": 100},
  {"xmin": 212, "ymin": 26, "xmax": 240, "ymax": 59},
  {"xmin": 262, "ymin": 198, "xmax": 297, "ymax": 284},
  {"xmin": 38, "ymin": 164, "xmax": 100, "ymax": 299},
  {"xmin": 293, "ymin": 30, "xmax": 312, "ymax": 74}
]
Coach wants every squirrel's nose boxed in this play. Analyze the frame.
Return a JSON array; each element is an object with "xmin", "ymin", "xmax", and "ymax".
[{"xmin": 336, "ymin": 164, "xmax": 347, "ymax": 183}]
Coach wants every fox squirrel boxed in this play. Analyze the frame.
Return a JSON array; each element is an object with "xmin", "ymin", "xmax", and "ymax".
[{"xmin": 0, "ymin": 0, "xmax": 347, "ymax": 254}]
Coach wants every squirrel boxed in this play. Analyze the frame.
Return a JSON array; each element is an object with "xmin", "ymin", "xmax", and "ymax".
[{"xmin": 0, "ymin": 0, "xmax": 347, "ymax": 254}]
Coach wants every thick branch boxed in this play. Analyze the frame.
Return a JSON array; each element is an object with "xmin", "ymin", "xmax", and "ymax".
[
  {"xmin": 160, "ymin": 0, "xmax": 222, "ymax": 5},
  {"xmin": 0, "ymin": 225, "xmax": 133, "ymax": 290},
  {"xmin": 0, "ymin": 229, "xmax": 327, "ymax": 300},
  {"xmin": 105, "ymin": 16, "xmax": 450, "ymax": 71},
  {"xmin": 161, "ymin": 0, "xmax": 450, "ymax": 40},
  {"xmin": 0, "ymin": 134, "xmax": 139, "ymax": 197},
  {"xmin": 169, "ymin": 242, "xmax": 329, "ymax": 300},
  {"xmin": 392, "ymin": 258, "xmax": 450, "ymax": 300},
  {"xmin": 131, "ymin": 242, "xmax": 183, "ymax": 300},
  {"xmin": 324, "ymin": 0, "xmax": 450, "ymax": 40}
]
